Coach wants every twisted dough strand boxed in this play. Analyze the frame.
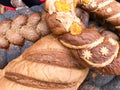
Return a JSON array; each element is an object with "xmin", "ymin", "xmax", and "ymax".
[
  {"xmin": 0, "ymin": 12, "xmax": 50, "ymax": 49},
  {"xmin": 45, "ymin": 0, "xmax": 120, "ymax": 75},
  {"xmin": 79, "ymin": 0, "xmax": 120, "ymax": 30}
]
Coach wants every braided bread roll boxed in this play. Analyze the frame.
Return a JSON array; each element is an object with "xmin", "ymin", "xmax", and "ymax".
[
  {"xmin": 59, "ymin": 29, "xmax": 120, "ymax": 75},
  {"xmin": 45, "ymin": 0, "xmax": 120, "ymax": 75},
  {"xmin": 0, "ymin": 10, "xmax": 50, "ymax": 68},
  {"xmin": 0, "ymin": 35, "xmax": 89, "ymax": 90},
  {"xmin": 0, "ymin": 11, "xmax": 50, "ymax": 49},
  {"xmin": 78, "ymin": 0, "xmax": 120, "ymax": 30}
]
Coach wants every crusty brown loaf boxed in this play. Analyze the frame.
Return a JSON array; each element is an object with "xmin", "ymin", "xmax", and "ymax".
[{"xmin": 0, "ymin": 35, "xmax": 89, "ymax": 90}]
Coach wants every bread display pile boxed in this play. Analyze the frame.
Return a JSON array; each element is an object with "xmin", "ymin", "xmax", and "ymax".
[
  {"xmin": 0, "ymin": 11, "xmax": 49, "ymax": 49},
  {"xmin": 45, "ymin": 0, "xmax": 120, "ymax": 75},
  {"xmin": 0, "ymin": 0, "xmax": 120, "ymax": 90}
]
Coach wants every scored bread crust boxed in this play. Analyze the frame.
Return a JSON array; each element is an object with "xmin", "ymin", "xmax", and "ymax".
[
  {"xmin": 5, "ymin": 57, "xmax": 87, "ymax": 85},
  {"xmin": 0, "ymin": 77, "xmax": 87, "ymax": 90},
  {"xmin": 0, "ymin": 35, "xmax": 89, "ymax": 90}
]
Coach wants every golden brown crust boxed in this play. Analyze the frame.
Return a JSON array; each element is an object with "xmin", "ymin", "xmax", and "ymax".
[
  {"xmin": 0, "ymin": 35, "xmax": 89, "ymax": 89},
  {"xmin": 23, "ymin": 34, "xmax": 81, "ymax": 69},
  {"xmin": 5, "ymin": 72, "xmax": 77, "ymax": 89},
  {"xmin": 23, "ymin": 50, "xmax": 81, "ymax": 68},
  {"xmin": 0, "ymin": 77, "xmax": 86, "ymax": 90},
  {"xmin": 0, "ymin": 78, "xmax": 41, "ymax": 90}
]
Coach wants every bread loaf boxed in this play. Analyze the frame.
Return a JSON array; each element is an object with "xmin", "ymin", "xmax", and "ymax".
[
  {"xmin": 0, "ymin": 35, "xmax": 89, "ymax": 90},
  {"xmin": 0, "ymin": 11, "xmax": 50, "ymax": 49}
]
